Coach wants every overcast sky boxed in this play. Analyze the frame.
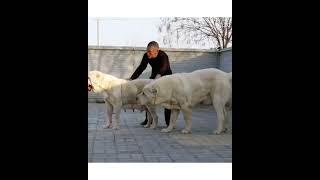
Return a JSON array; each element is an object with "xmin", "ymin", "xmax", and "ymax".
[{"xmin": 88, "ymin": 0, "xmax": 232, "ymax": 49}]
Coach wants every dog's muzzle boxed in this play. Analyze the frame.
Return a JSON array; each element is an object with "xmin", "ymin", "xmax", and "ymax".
[{"xmin": 88, "ymin": 77, "xmax": 94, "ymax": 92}]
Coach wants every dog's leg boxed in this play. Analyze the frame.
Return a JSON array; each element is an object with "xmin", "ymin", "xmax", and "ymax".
[
  {"xmin": 223, "ymin": 108, "xmax": 229, "ymax": 133},
  {"xmin": 161, "ymin": 109, "xmax": 179, "ymax": 133},
  {"xmin": 103, "ymin": 101, "xmax": 113, "ymax": 129},
  {"xmin": 172, "ymin": 109, "xmax": 180, "ymax": 129},
  {"xmin": 213, "ymin": 97, "xmax": 227, "ymax": 135},
  {"xmin": 224, "ymin": 98, "xmax": 232, "ymax": 133},
  {"xmin": 148, "ymin": 105, "xmax": 158, "ymax": 129},
  {"xmin": 144, "ymin": 110, "xmax": 152, "ymax": 128},
  {"xmin": 212, "ymin": 83, "xmax": 231, "ymax": 134},
  {"xmin": 113, "ymin": 105, "xmax": 122, "ymax": 130},
  {"xmin": 181, "ymin": 106, "xmax": 192, "ymax": 134}
]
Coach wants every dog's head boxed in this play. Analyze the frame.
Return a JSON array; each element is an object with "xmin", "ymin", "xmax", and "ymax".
[
  {"xmin": 137, "ymin": 83, "xmax": 158, "ymax": 105},
  {"xmin": 88, "ymin": 70, "xmax": 105, "ymax": 93},
  {"xmin": 88, "ymin": 77, "xmax": 94, "ymax": 92}
]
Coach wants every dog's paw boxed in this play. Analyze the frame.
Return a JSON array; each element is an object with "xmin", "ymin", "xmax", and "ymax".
[
  {"xmin": 144, "ymin": 124, "xmax": 150, "ymax": 128},
  {"xmin": 150, "ymin": 123, "xmax": 157, "ymax": 129},
  {"xmin": 181, "ymin": 129, "xmax": 191, "ymax": 134},
  {"xmin": 213, "ymin": 129, "xmax": 223, "ymax": 135},
  {"xmin": 103, "ymin": 124, "xmax": 112, "ymax": 129},
  {"xmin": 223, "ymin": 128, "xmax": 228, "ymax": 133},
  {"xmin": 214, "ymin": 128, "xmax": 228, "ymax": 135},
  {"xmin": 161, "ymin": 128, "xmax": 171, "ymax": 133}
]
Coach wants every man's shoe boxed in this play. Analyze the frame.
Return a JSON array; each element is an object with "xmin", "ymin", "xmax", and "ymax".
[{"xmin": 140, "ymin": 120, "xmax": 148, "ymax": 125}]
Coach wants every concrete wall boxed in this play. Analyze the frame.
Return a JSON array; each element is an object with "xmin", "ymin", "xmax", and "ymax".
[
  {"xmin": 218, "ymin": 47, "xmax": 232, "ymax": 73},
  {"xmin": 88, "ymin": 46, "xmax": 232, "ymax": 102}
]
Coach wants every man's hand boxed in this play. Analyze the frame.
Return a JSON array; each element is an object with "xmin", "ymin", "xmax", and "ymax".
[
  {"xmin": 125, "ymin": 77, "xmax": 132, "ymax": 81},
  {"xmin": 155, "ymin": 74, "xmax": 161, "ymax": 79}
]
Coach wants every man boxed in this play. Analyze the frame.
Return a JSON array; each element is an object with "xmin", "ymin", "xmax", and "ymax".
[{"xmin": 128, "ymin": 41, "xmax": 172, "ymax": 126}]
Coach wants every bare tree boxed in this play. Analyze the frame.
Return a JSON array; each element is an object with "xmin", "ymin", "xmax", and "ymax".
[{"xmin": 158, "ymin": 17, "xmax": 232, "ymax": 49}]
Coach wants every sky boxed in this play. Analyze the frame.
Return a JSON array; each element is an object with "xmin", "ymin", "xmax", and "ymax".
[
  {"xmin": 88, "ymin": 0, "xmax": 232, "ymax": 49},
  {"xmin": 88, "ymin": 17, "xmax": 164, "ymax": 47}
]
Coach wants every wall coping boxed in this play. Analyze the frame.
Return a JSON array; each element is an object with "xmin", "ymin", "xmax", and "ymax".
[
  {"xmin": 88, "ymin": 46, "xmax": 232, "ymax": 53},
  {"xmin": 219, "ymin": 47, "xmax": 232, "ymax": 52}
]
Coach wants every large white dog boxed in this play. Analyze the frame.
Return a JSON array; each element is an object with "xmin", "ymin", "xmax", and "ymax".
[
  {"xmin": 137, "ymin": 68, "xmax": 232, "ymax": 134},
  {"xmin": 88, "ymin": 70, "xmax": 158, "ymax": 130}
]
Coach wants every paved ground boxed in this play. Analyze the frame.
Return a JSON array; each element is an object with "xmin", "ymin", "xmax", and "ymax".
[{"xmin": 88, "ymin": 103, "xmax": 232, "ymax": 163}]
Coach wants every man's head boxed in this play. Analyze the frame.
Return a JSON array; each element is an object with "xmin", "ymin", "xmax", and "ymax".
[{"xmin": 146, "ymin": 41, "xmax": 159, "ymax": 59}]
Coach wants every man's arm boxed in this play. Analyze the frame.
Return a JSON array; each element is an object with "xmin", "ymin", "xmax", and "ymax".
[{"xmin": 130, "ymin": 55, "xmax": 148, "ymax": 80}]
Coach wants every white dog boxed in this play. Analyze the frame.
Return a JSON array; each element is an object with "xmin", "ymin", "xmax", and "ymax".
[
  {"xmin": 137, "ymin": 68, "xmax": 232, "ymax": 134},
  {"xmin": 88, "ymin": 70, "xmax": 158, "ymax": 130}
]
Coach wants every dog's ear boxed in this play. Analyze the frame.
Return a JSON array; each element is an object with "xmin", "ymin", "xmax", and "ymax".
[
  {"xmin": 149, "ymin": 87, "xmax": 158, "ymax": 97},
  {"xmin": 96, "ymin": 73, "xmax": 100, "ymax": 79}
]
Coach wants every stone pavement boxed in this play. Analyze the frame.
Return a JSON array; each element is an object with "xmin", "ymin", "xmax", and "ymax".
[{"xmin": 88, "ymin": 103, "xmax": 232, "ymax": 163}]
